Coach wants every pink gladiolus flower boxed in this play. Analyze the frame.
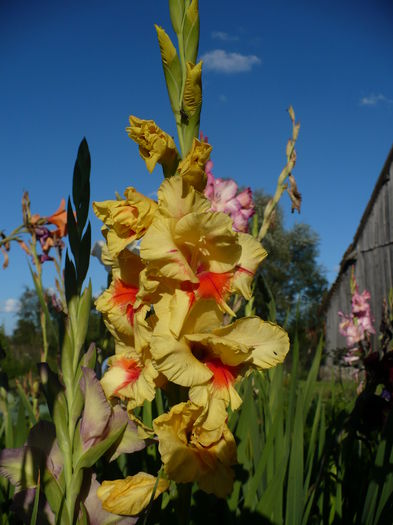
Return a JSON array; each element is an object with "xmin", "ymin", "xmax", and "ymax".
[
  {"xmin": 204, "ymin": 161, "xmax": 255, "ymax": 233},
  {"xmin": 352, "ymin": 289, "xmax": 371, "ymax": 315},
  {"xmin": 357, "ymin": 313, "xmax": 376, "ymax": 334},
  {"xmin": 338, "ymin": 272, "xmax": 375, "ymax": 369},
  {"xmin": 338, "ymin": 312, "xmax": 365, "ymax": 347}
]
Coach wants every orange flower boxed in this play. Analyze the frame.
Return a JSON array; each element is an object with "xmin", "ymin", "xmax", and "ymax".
[{"xmin": 47, "ymin": 198, "xmax": 67, "ymax": 238}]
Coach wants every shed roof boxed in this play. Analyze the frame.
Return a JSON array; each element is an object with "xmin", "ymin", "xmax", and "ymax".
[{"xmin": 322, "ymin": 144, "xmax": 393, "ymax": 312}]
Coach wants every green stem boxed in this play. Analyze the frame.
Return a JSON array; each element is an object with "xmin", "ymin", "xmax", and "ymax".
[
  {"xmin": 175, "ymin": 12, "xmax": 188, "ymax": 158},
  {"xmin": 257, "ymin": 162, "xmax": 294, "ymax": 242},
  {"xmin": 29, "ymin": 234, "xmax": 50, "ymax": 362},
  {"xmin": 62, "ymin": 432, "xmax": 74, "ymax": 523},
  {"xmin": 155, "ymin": 388, "xmax": 165, "ymax": 417},
  {"xmin": 258, "ymin": 108, "xmax": 299, "ymax": 242},
  {"xmin": 53, "ymin": 246, "xmax": 67, "ymax": 314}
]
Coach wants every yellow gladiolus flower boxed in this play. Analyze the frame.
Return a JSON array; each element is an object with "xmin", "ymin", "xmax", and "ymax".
[
  {"xmin": 97, "ymin": 472, "xmax": 169, "ymax": 516},
  {"xmin": 95, "ymin": 249, "xmax": 145, "ymax": 345},
  {"xmin": 93, "ymin": 187, "xmax": 157, "ymax": 258},
  {"xmin": 231, "ymin": 232, "xmax": 268, "ymax": 300},
  {"xmin": 177, "ymin": 138, "xmax": 212, "ymax": 191},
  {"xmin": 140, "ymin": 176, "xmax": 241, "ymax": 315},
  {"xmin": 153, "ymin": 402, "xmax": 236, "ymax": 498},
  {"xmin": 151, "ymin": 290, "xmax": 289, "ymax": 430},
  {"xmin": 101, "ymin": 341, "xmax": 159, "ymax": 410},
  {"xmin": 126, "ymin": 116, "xmax": 180, "ymax": 176}
]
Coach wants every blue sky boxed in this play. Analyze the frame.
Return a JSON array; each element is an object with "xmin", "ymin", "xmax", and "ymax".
[{"xmin": 1, "ymin": 0, "xmax": 392, "ymax": 332}]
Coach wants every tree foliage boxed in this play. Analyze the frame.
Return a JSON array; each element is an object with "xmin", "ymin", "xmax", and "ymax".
[
  {"xmin": 252, "ymin": 190, "xmax": 328, "ymax": 363},
  {"xmin": 1, "ymin": 286, "xmax": 106, "ymax": 380}
]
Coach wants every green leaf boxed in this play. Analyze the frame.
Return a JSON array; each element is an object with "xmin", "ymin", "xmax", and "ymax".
[
  {"xmin": 52, "ymin": 392, "xmax": 69, "ymax": 455},
  {"xmin": 37, "ymin": 363, "xmax": 63, "ymax": 418},
  {"xmin": 42, "ymin": 469, "xmax": 67, "ymax": 523},
  {"xmin": 27, "ymin": 263, "xmax": 56, "ymax": 342},
  {"xmin": 29, "ymin": 473, "xmax": 40, "ymax": 525},
  {"xmin": 77, "ymin": 502, "xmax": 89, "ymax": 525},
  {"xmin": 74, "ymin": 421, "xmax": 126, "ymax": 471},
  {"xmin": 72, "ymin": 138, "xmax": 91, "ymax": 235},
  {"xmin": 64, "ymin": 250, "xmax": 77, "ymax": 303},
  {"xmin": 302, "ymin": 337, "xmax": 323, "ymax": 418},
  {"xmin": 285, "ymin": 394, "xmax": 304, "ymax": 525},
  {"xmin": 67, "ymin": 198, "xmax": 79, "ymax": 266},
  {"xmin": 183, "ymin": 0, "xmax": 199, "ymax": 64},
  {"xmin": 14, "ymin": 397, "xmax": 29, "ymax": 447},
  {"xmin": 244, "ymin": 406, "xmax": 281, "ymax": 510},
  {"xmin": 169, "ymin": 0, "xmax": 185, "ymax": 34},
  {"xmin": 77, "ymin": 225, "xmax": 91, "ymax": 291},
  {"xmin": 15, "ymin": 382, "xmax": 37, "ymax": 426},
  {"xmin": 155, "ymin": 25, "xmax": 182, "ymax": 115},
  {"xmin": 75, "ymin": 282, "xmax": 92, "ymax": 357},
  {"xmin": 61, "ymin": 326, "xmax": 74, "ymax": 392},
  {"xmin": 0, "ymin": 446, "xmax": 42, "ymax": 489}
]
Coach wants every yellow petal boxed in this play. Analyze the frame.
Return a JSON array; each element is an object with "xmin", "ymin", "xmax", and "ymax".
[
  {"xmin": 126, "ymin": 116, "xmax": 179, "ymax": 175},
  {"xmin": 232, "ymin": 233, "xmax": 267, "ymax": 300},
  {"xmin": 151, "ymin": 333, "xmax": 212, "ymax": 386},
  {"xmin": 177, "ymin": 138, "xmax": 212, "ymax": 192},
  {"xmin": 173, "ymin": 211, "xmax": 241, "ymax": 274},
  {"xmin": 181, "ymin": 298, "xmax": 223, "ymax": 335},
  {"xmin": 95, "ymin": 250, "xmax": 144, "ymax": 345},
  {"xmin": 101, "ymin": 343, "xmax": 158, "ymax": 408},
  {"xmin": 140, "ymin": 217, "xmax": 197, "ymax": 283},
  {"xmin": 214, "ymin": 317, "xmax": 290, "ymax": 369},
  {"xmin": 97, "ymin": 472, "xmax": 169, "ymax": 516},
  {"xmin": 93, "ymin": 189, "xmax": 157, "ymax": 258},
  {"xmin": 185, "ymin": 332, "xmax": 250, "ymax": 366},
  {"xmin": 153, "ymin": 402, "xmax": 236, "ymax": 498},
  {"xmin": 157, "ymin": 175, "xmax": 210, "ymax": 219},
  {"xmin": 153, "ymin": 290, "xmax": 190, "ymax": 339}
]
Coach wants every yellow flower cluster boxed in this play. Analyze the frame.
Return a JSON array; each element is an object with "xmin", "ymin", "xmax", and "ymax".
[{"xmin": 93, "ymin": 117, "xmax": 290, "ymax": 515}]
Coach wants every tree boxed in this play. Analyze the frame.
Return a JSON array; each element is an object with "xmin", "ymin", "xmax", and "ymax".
[{"xmin": 252, "ymin": 191, "xmax": 328, "ymax": 364}]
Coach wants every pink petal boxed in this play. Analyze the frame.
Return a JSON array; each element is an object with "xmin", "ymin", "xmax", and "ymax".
[
  {"xmin": 236, "ymin": 188, "xmax": 253, "ymax": 208},
  {"xmin": 214, "ymin": 178, "xmax": 238, "ymax": 202}
]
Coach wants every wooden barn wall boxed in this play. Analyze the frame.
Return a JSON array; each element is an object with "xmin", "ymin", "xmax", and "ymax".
[{"xmin": 325, "ymin": 159, "xmax": 393, "ymax": 353}]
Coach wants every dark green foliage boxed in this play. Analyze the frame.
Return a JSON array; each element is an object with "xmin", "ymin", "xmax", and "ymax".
[{"xmin": 65, "ymin": 138, "xmax": 91, "ymax": 302}]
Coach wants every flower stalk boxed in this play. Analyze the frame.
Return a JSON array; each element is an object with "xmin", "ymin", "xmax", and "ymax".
[{"xmin": 258, "ymin": 106, "xmax": 301, "ymax": 242}]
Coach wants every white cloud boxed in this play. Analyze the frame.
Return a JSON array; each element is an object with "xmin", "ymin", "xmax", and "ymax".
[
  {"xmin": 0, "ymin": 298, "xmax": 20, "ymax": 313},
  {"xmin": 211, "ymin": 31, "xmax": 239, "ymax": 42},
  {"xmin": 360, "ymin": 93, "xmax": 393, "ymax": 106},
  {"xmin": 201, "ymin": 49, "xmax": 261, "ymax": 73}
]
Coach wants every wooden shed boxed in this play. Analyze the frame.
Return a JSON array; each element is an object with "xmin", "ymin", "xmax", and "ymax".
[{"xmin": 324, "ymin": 145, "xmax": 393, "ymax": 353}]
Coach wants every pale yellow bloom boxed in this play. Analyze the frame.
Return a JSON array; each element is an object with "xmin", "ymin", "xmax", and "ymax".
[
  {"xmin": 95, "ymin": 249, "xmax": 144, "ymax": 345},
  {"xmin": 126, "ymin": 116, "xmax": 179, "ymax": 175},
  {"xmin": 97, "ymin": 472, "xmax": 169, "ymax": 516},
  {"xmin": 140, "ymin": 176, "xmax": 241, "ymax": 315},
  {"xmin": 100, "ymin": 341, "xmax": 158, "ymax": 410},
  {"xmin": 93, "ymin": 187, "xmax": 157, "ymax": 258},
  {"xmin": 151, "ymin": 291, "xmax": 289, "ymax": 430},
  {"xmin": 231, "ymin": 232, "xmax": 268, "ymax": 300},
  {"xmin": 153, "ymin": 402, "xmax": 236, "ymax": 498}
]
